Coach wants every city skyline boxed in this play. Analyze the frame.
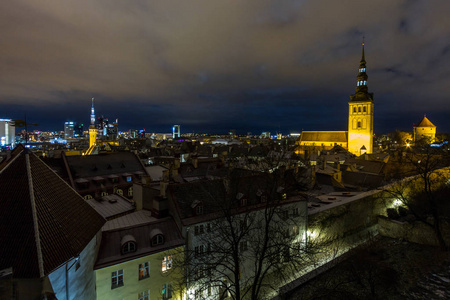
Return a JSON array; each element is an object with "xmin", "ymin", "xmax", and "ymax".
[{"xmin": 1, "ymin": 1, "xmax": 450, "ymax": 134}]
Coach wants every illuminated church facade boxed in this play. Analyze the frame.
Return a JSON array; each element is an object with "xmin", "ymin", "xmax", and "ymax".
[{"xmin": 297, "ymin": 43, "xmax": 374, "ymax": 156}]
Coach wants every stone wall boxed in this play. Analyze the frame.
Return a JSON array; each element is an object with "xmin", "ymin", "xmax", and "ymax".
[{"xmin": 378, "ymin": 216, "xmax": 450, "ymax": 247}]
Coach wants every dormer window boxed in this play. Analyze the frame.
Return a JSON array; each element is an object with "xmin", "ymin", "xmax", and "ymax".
[
  {"xmin": 150, "ymin": 229, "xmax": 165, "ymax": 246},
  {"xmin": 196, "ymin": 205, "xmax": 204, "ymax": 215},
  {"xmin": 152, "ymin": 234, "xmax": 164, "ymax": 246},
  {"xmin": 121, "ymin": 235, "xmax": 137, "ymax": 254},
  {"xmin": 191, "ymin": 200, "xmax": 204, "ymax": 215},
  {"xmin": 240, "ymin": 198, "xmax": 248, "ymax": 206}
]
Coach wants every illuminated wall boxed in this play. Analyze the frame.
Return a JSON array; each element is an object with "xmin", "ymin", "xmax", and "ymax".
[
  {"xmin": 348, "ymin": 101, "xmax": 373, "ymax": 155},
  {"xmin": 95, "ymin": 246, "xmax": 184, "ymax": 300},
  {"xmin": 89, "ymin": 125, "xmax": 97, "ymax": 148},
  {"xmin": 414, "ymin": 126, "xmax": 436, "ymax": 143}
]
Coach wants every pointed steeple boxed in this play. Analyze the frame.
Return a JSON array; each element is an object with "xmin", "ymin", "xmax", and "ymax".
[
  {"xmin": 90, "ymin": 97, "xmax": 95, "ymax": 126},
  {"xmin": 350, "ymin": 41, "xmax": 373, "ymax": 102}
]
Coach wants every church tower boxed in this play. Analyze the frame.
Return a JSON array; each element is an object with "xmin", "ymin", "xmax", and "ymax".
[
  {"xmin": 89, "ymin": 98, "xmax": 97, "ymax": 148},
  {"xmin": 348, "ymin": 43, "xmax": 374, "ymax": 155}
]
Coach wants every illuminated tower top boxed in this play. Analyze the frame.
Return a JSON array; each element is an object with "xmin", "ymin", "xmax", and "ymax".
[
  {"xmin": 90, "ymin": 98, "xmax": 95, "ymax": 126},
  {"xmin": 350, "ymin": 42, "xmax": 373, "ymax": 102}
]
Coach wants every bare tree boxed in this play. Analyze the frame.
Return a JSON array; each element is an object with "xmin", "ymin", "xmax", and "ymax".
[
  {"xmin": 383, "ymin": 141, "xmax": 450, "ymax": 250},
  {"xmin": 179, "ymin": 170, "xmax": 324, "ymax": 300}
]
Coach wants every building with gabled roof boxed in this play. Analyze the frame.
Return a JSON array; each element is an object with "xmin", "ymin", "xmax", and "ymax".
[
  {"xmin": 297, "ymin": 43, "xmax": 375, "ymax": 156},
  {"xmin": 94, "ymin": 212, "xmax": 185, "ymax": 300},
  {"xmin": 0, "ymin": 144, "xmax": 105, "ymax": 300}
]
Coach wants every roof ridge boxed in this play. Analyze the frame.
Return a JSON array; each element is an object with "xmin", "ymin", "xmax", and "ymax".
[
  {"xmin": 0, "ymin": 146, "xmax": 24, "ymax": 175},
  {"xmin": 26, "ymin": 153, "xmax": 45, "ymax": 278}
]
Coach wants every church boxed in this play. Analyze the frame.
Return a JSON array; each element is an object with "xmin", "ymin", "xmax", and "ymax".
[{"xmin": 297, "ymin": 43, "xmax": 374, "ymax": 156}]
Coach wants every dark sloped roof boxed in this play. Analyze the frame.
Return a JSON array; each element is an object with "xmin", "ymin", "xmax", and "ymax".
[
  {"xmin": 95, "ymin": 217, "xmax": 184, "ymax": 269},
  {"xmin": 300, "ymin": 131, "xmax": 348, "ymax": 143},
  {"xmin": 0, "ymin": 145, "xmax": 105, "ymax": 278},
  {"xmin": 65, "ymin": 152, "xmax": 146, "ymax": 178}
]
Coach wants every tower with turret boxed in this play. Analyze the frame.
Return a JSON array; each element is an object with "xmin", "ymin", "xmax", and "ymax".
[
  {"xmin": 89, "ymin": 98, "xmax": 97, "ymax": 148},
  {"xmin": 348, "ymin": 43, "xmax": 374, "ymax": 155}
]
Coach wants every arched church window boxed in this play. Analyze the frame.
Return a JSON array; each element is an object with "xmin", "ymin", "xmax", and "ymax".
[
  {"xmin": 357, "ymin": 121, "xmax": 361, "ymax": 128},
  {"xmin": 363, "ymin": 106, "xmax": 366, "ymax": 112},
  {"xmin": 358, "ymin": 107, "xmax": 361, "ymax": 113},
  {"xmin": 353, "ymin": 107, "xmax": 356, "ymax": 113}
]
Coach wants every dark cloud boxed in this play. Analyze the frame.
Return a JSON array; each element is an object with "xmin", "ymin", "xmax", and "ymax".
[{"xmin": 1, "ymin": 0, "xmax": 450, "ymax": 134}]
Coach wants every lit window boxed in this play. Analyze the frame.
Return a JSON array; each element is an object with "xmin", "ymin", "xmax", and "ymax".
[
  {"xmin": 357, "ymin": 81, "xmax": 359, "ymax": 86},
  {"xmin": 84, "ymin": 195, "xmax": 93, "ymax": 200},
  {"xmin": 364, "ymin": 81, "xmax": 367, "ymax": 85},
  {"xmin": 138, "ymin": 290, "xmax": 150, "ymax": 300},
  {"xmin": 162, "ymin": 283, "xmax": 173, "ymax": 300},
  {"xmin": 128, "ymin": 187, "xmax": 133, "ymax": 197},
  {"xmin": 151, "ymin": 234, "xmax": 164, "ymax": 246},
  {"xmin": 101, "ymin": 192, "xmax": 108, "ymax": 197},
  {"xmin": 111, "ymin": 269, "xmax": 124, "ymax": 289},
  {"xmin": 126, "ymin": 176, "xmax": 132, "ymax": 182},
  {"xmin": 162, "ymin": 256, "xmax": 172, "ymax": 272},
  {"xmin": 116, "ymin": 189, "xmax": 123, "ymax": 196},
  {"xmin": 139, "ymin": 262, "xmax": 150, "ymax": 280}
]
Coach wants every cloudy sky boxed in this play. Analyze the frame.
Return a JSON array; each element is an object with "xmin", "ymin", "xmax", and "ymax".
[{"xmin": 1, "ymin": 0, "xmax": 449, "ymax": 134}]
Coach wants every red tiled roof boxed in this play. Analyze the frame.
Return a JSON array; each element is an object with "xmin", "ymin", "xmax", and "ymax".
[{"xmin": 0, "ymin": 145, "xmax": 105, "ymax": 278}]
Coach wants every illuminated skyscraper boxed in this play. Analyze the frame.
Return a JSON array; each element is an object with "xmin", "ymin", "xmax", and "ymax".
[
  {"xmin": 173, "ymin": 125, "xmax": 180, "ymax": 139},
  {"xmin": 64, "ymin": 121, "xmax": 75, "ymax": 139},
  {"xmin": 0, "ymin": 119, "xmax": 15, "ymax": 148}
]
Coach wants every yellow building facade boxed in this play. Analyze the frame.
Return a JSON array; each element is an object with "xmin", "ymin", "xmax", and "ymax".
[
  {"xmin": 95, "ymin": 246, "xmax": 184, "ymax": 300},
  {"xmin": 414, "ymin": 116, "xmax": 436, "ymax": 143},
  {"xmin": 347, "ymin": 43, "xmax": 374, "ymax": 155},
  {"xmin": 297, "ymin": 43, "xmax": 374, "ymax": 156}
]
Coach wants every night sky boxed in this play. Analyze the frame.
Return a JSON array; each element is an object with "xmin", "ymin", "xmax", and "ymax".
[{"xmin": 1, "ymin": 1, "xmax": 450, "ymax": 134}]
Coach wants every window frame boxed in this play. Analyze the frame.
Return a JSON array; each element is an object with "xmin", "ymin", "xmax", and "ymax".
[
  {"xmin": 139, "ymin": 262, "xmax": 150, "ymax": 280},
  {"xmin": 162, "ymin": 256, "xmax": 172, "ymax": 273},
  {"xmin": 111, "ymin": 269, "xmax": 124, "ymax": 289}
]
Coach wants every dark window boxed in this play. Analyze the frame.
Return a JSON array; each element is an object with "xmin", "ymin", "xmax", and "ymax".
[
  {"xmin": 111, "ymin": 269, "xmax": 124, "ymax": 289},
  {"xmin": 122, "ymin": 242, "xmax": 136, "ymax": 254},
  {"xmin": 151, "ymin": 234, "xmax": 164, "ymax": 246}
]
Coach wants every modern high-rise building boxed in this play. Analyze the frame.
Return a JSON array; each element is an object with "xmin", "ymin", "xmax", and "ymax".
[
  {"xmin": 74, "ymin": 123, "xmax": 84, "ymax": 138},
  {"xmin": 173, "ymin": 125, "xmax": 181, "ymax": 139},
  {"xmin": 0, "ymin": 119, "xmax": 15, "ymax": 148},
  {"xmin": 64, "ymin": 121, "xmax": 75, "ymax": 139}
]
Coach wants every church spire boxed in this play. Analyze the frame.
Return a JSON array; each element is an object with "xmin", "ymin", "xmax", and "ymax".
[
  {"xmin": 90, "ymin": 98, "xmax": 95, "ymax": 126},
  {"xmin": 350, "ymin": 41, "xmax": 373, "ymax": 101}
]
